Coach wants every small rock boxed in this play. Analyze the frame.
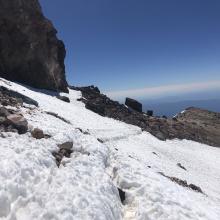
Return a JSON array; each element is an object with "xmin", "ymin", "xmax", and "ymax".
[
  {"xmin": 177, "ymin": 163, "xmax": 187, "ymax": 171},
  {"xmin": 44, "ymin": 134, "xmax": 52, "ymax": 139},
  {"xmin": 31, "ymin": 128, "xmax": 44, "ymax": 139},
  {"xmin": 56, "ymin": 96, "xmax": 70, "ymax": 103},
  {"xmin": 58, "ymin": 141, "xmax": 73, "ymax": 150},
  {"xmin": 97, "ymin": 138, "xmax": 104, "ymax": 143},
  {"xmin": 188, "ymin": 184, "xmax": 203, "ymax": 193}
]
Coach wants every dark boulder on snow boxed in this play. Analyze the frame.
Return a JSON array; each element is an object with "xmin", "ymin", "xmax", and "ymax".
[
  {"xmin": 5, "ymin": 114, "xmax": 28, "ymax": 134},
  {"xmin": 0, "ymin": 0, "xmax": 68, "ymax": 92},
  {"xmin": 125, "ymin": 98, "xmax": 142, "ymax": 113},
  {"xmin": 56, "ymin": 96, "xmax": 70, "ymax": 103}
]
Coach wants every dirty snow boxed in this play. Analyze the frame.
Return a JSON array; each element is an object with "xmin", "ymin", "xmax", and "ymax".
[{"xmin": 0, "ymin": 78, "xmax": 220, "ymax": 220}]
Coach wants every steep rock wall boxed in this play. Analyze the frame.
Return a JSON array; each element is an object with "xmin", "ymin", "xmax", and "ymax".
[{"xmin": 0, "ymin": 0, "xmax": 68, "ymax": 92}]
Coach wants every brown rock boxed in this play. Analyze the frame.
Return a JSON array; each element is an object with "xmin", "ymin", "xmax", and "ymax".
[{"xmin": 31, "ymin": 128, "xmax": 44, "ymax": 139}]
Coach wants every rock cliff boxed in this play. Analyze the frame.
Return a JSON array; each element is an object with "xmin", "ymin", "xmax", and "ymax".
[{"xmin": 0, "ymin": 0, "xmax": 68, "ymax": 92}]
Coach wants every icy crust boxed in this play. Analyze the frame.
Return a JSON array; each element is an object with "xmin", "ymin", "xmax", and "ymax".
[{"xmin": 0, "ymin": 77, "xmax": 220, "ymax": 220}]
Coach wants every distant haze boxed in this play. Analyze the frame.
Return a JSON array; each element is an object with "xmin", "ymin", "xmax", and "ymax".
[{"xmin": 143, "ymin": 99, "xmax": 220, "ymax": 117}]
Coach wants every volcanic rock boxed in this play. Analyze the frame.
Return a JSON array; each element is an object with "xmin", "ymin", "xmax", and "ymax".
[
  {"xmin": 0, "ymin": 0, "xmax": 68, "ymax": 92},
  {"xmin": 146, "ymin": 110, "xmax": 153, "ymax": 116},
  {"xmin": 125, "ymin": 98, "xmax": 142, "ymax": 113}
]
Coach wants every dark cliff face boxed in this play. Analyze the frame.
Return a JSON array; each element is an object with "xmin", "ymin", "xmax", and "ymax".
[{"xmin": 0, "ymin": 0, "xmax": 68, "ymax": 92}]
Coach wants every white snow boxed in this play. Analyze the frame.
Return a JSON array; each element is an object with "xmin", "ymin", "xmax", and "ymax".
[{"xmin": 0, "ymin": 78, "xmax": 220, "ymax": 220}]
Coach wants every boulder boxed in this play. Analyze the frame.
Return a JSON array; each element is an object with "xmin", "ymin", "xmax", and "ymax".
[
  {"xmin": 146, "ymin": 110, "xmax": 153, "ymax": 116},
  {"xmin": 6, "ymin": 114, "xmax": 28, "ymax": 134},
  {"xmin": 125, "ymin": 98, "xmax": 142, "ymax": 113},
  {"xmin": 0, "ymin": 0, "xmax": 68, "ymax": 92}
]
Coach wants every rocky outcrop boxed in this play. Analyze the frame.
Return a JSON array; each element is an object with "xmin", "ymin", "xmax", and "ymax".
[
  {"xmin": 125, "ymin": 98, "xmax": 142, "ymax": 113},
  {"xmin": 175, "ymin": 107, "xmax": 220, "ymax": 147},
  {"xmin": 70, "ymin": 86, "xmax": 220, "ymax": 147},
  {"xmin": 0, "ymin": 86, "xmax": 38, "ymax": 107},
  {"xmin": 0, "ymin": 0, "xmax": 68, "ymax": 92},
  {"xmin": 0, "ymin": 107, "xmax": 28, "ymax": 134}
]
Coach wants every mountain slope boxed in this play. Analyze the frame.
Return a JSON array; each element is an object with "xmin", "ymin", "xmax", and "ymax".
[
  {"xmin": 71, "ymin": 86, "xmax": 220, "ymax": 147},
  {"xmin": 0, "ymin": 77, "xmax": 220, "ymax": 220}
]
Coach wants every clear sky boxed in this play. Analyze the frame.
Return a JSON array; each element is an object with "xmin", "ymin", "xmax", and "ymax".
[{"xmin": 39, "ymin": 0, "xmax": 220, "ymax": 100}]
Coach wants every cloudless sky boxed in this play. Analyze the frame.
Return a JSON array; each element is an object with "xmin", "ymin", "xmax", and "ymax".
[{"xmin": 39, "ymin": 0, "xmax": 220, "ymax": 96}]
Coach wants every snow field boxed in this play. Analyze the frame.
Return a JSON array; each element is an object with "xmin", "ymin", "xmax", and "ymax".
[{"xmin": 0, "ymin": 78, "xmax": 220, "ymax": 220}]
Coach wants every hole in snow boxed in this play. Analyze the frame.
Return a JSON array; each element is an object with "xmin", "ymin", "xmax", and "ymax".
[{"xmin": 118, "ymin": 188, "xmax": 126, "ymax": 204}]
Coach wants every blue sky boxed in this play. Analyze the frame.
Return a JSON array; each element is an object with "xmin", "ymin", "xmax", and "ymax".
[{"xmin": 39, "ymin": 0, "xmax": 220, "ymax": 99}]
